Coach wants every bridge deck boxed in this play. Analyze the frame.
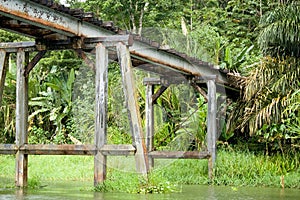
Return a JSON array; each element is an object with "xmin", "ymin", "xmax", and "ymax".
[{"xmin": 0, "ymin": 0, "xmax": 240, "ymax": 93}]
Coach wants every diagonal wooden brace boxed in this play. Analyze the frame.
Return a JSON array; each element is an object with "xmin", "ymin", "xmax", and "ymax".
[
  {"xmin": 0, "ymin": 50, "xmax": 8, "ymax": 106},
  {"xmin": 116, "ymin": 42, "xmax": 149, "ymax": 176}
]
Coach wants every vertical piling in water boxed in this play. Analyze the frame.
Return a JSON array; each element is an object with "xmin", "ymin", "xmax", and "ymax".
[
  {"xmin": 145, "ymin": 82, "xmax": 154, "ymax": 169},
  {"xmin": 207, "ymin": 78, "xmax": 217, "ymax": 179},
  {"xmin": 15, "ymin": 49, "xmax": 29, "ymax": 187},
  {"xmin": 94, "ymin": 43, "xmax": 108, "ymax": 185}
]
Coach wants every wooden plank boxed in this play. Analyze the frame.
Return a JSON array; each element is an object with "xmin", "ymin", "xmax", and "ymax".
[
  {"xmin": 19, "ymin": 144, "xmax": 96, "ymax": 155},
  {"xmin": 145, "ymin": 83, "xmax": 154, "ymax": 169},
  {"xmin": 0, "ymin": 144, "xmax": 18, "ymax": 154},
  {"xmin": 75, "ymin": 49, "xmax": 95, "ymax": 71},
  {"xmin": 190, "ymin": 82, "xmax": 208, "ymax": 102},
  {"xmin": 193, "ymin": 75, "xmax": 217, "ymax": 82},
  {"xmin": 84, "ymin": 35, "xmax": 134, "ymax": 48},
  {"xmin": 148, "ymin": 151, "xmax": 210, "ymax": 159},
  {"xmin": 143, "ymin": 77, "xmax": 161, "ymax": 85},
  {"xmin": 100, "ymin": 144, "xmax": 136, "ymax": 156},
  {"xmin": 152, "ymin": 85, "xmax": 168, "ymax": 104},
  {"xmin": 207, "ymin": 79, "xmax": 217, "ymax": 179},
  {"xmin": 94, "ymin": 43, "xmax": 108, "ymax": 185},
  {"xmin": 15, "ymin": 49, "xmax": 29, "ymax": 187},
  {"xmin": 0, "ymin": 50, "xmax": 8, "ymax": 106},
  {"xmin": 116, "ymin": 42, "xmax": 149, "ymax": 175},
  {"xmin": 25, "ymin": 50, "xmax": 47, "ymax": 76},
  {"xmin": 0, "ymin": 41, "xmax": 36, "ymax": 52}
]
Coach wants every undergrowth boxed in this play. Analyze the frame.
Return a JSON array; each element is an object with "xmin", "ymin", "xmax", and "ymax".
[
  {"xmin": 1, "ymin": 148, "xmax": 300, "ymax": 192},
  {"xmin": 94, "ymin": 171, "xmax": 178, "ymax": 194}
]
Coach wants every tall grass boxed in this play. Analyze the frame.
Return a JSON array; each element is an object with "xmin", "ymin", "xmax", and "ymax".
[
  {"xmin": 213, "ymin": 149, "xmax": 300, "ymax": 188},
  {"xmin": 1, "ymin": 149, "xmax": 300, "ymax": 191}
]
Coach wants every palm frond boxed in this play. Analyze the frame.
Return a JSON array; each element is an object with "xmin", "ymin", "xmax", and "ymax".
[
  {"xmin": 228, "ymin": 57, "xmax": 300, "ymax": 136},
  {"xmin": 258, "ymin": 3, "xmax": 300, "ymax": 57}
]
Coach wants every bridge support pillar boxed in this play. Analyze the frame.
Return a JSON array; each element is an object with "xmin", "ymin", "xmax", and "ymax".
[
  {"xmin": 94, "ymin": 43, "xmax": 108, "ymax": 185},
  {"xmin": 93, "ymin": 36, "xmax": 149, "ymax": 186},
  {"xmin": 207, "ymin": 78, "xmax": 217, "ymax": 179},
  {"xmin": 145, "ymin": 81, "xmax": 155, "ymax": 170},
  {"xmin": 15, "ymin": 49, "xmax": 29, "ymax": 187}
]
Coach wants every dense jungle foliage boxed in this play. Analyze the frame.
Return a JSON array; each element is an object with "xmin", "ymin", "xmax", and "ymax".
[{"xmin": 0, "ymin": 0, "xmax": 299, "ymax": 154}]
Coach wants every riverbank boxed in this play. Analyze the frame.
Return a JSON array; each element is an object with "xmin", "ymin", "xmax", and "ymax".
[{"xmin": 1, "ymin": 149, "xmax": 299, "ymax": 192}]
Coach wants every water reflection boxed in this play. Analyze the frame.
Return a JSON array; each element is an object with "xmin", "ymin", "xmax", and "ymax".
[
  {"xmin": 0, "ymin": 183, "xmax": 299, "ymax": 200},
  {"xmin": 15, "ymin": 188, "xmax": 25, "ymax": 200},
  {"xmin": 206, "ymin": 186, "xmax": 216, "ymax": 200}
]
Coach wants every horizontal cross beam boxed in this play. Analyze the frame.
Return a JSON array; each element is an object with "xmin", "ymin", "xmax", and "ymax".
[
  {"xmin": 0, "ymin": 144, "xmax": 136, "ymax": 156},
  {"xmin": 83, "ymin": 35, "xmax": 133, "ymax": 47},
  {"xmin": 0, "ymin": 41, "xmax": 36, "ymax": 52},
  {"xmin": 0, "ymin": 35, "xmax": 133, "ymax": 52},
  {"xmin": 19, "ymin": 144, "xmax": 96, "ymax": 155},
  {"xmin": 148, "ymin": 151, "xmax": 210, "ymax": 159},
  {"xmin": 100, "ymin": 144, "xmax": 136, "ymax": 156},
  {"xmin": 0, "ymin": 144, "xmax": 18, "ymax": 154}
]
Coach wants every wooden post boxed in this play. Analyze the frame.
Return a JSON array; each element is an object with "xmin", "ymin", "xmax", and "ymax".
[
  {"xmin": 116, "ymin": 42, "xmax": 149, "ymax": 176},
  {"xmin": 207, "ymin": 79, "xmax": 217, "ymax": 179},
  {"xmin": 0, "ymin": 50, "xmax": 8, "ymax": 106},
  {"xmin": 145, "ymin": 83, "xmax": 154, "ymax": 169},
  {"xmin": 15, "ymin": 49, "xmax": 29, "ymax": 187},
  {"xmin": 94, "ymin": 43, "xmax": 108, "ymax": 185}
]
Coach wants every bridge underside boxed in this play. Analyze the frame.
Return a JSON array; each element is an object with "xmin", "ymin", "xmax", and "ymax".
[{"xmin": 0, "ymin": 0, "xmax": 240, "ymax": 187}]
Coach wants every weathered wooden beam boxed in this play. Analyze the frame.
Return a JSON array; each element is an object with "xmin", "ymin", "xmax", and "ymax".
[
  {"xmin": 0, "ymin": 40, "xmax": 77, "ymax": 52},
  {"xmin": 25, "ymin": 50, "xmax": 47, "ymax": 76},
  {"xmin": 193, "ymin": 75, "xmax": 217, "ymax": 83},
  {"xmin": 207, "ymin": 79, "xmax": 217, "ymax": 179},
  {"xmin": 152, "ymin": 85, "xmax": 168, "ymax": 104},
  {"xmin": 145, "ymin": 83, "xmax": 154, "ymax": 169},
  {"xmin": 19, "ymin": 144, "xmax": 96, "ymax": 155},
  {"xmin": 100, "ymin": 144, "xmax": 136, "ymax": 156},
  {"xmin": 35, "ymin": 38, "xmax": 83, "ymax": 51},
  {"xmin": 0, "ymin": 41, "xmax": 36, "ymax": 52},
  {"xmin": 190, "ymin": 82, "xmax": 208, "ymax": 102},
  {"xmin": 0, "ymin": 144, "xmax": 18, "ymax": 154},
  {"xmin": 116, "ymin": 42, "xmax": 149, "ymax": 175},
  {"xmin": 15, "ymin": 49, "xmax": 29, "ymax": 187},
  {"xmin": 148, "ymin": 151, "xmax": 210, "ymax": 159},
  {"xmin": 0, "ymin": 0, "xmax": 112, "ymax": 38},
  {"xmin": 0, "ymin": 50, "xmax": 8, "ymax": 106},
  {"xmin": 0, "ymin": 144, "xmax": 103, "ymax": 156},
  {"xmin": 143, "ymin": 77, "xmax": 161, "ymax": 85},
  {"xmin": 136, "ymin": 63, "xmax": 186, "ymax": 79},
  {"xmin": 94, "ymin": 43, "xmax": 108, "ymax": 185},
  {"xmin": 75, "ymin": 49, "xmax": 95, "ymax": 71},
  {"xmin": 193, "ymin": 75, "xmax": 231, "ymax": 97},
  {"xmin": 83, "ymin": 35, "xmax": 133, "ymax": 48}
]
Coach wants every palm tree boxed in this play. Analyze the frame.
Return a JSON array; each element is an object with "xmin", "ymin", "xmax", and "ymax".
[
  {"xmin": 258, "ymin": 2, "xmax": 300, "ymax": 57},
  {"xmin": 228, "ymin": 2, "xmax": 300, "ymax": 146}
]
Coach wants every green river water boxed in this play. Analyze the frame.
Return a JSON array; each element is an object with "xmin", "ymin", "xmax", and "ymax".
[{"xmin": 0, "ymin": 181, "xmax": 299, "ymax": 200}]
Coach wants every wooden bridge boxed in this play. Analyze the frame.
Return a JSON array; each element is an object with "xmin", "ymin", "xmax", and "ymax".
[{"xmin": 0, "ymin": 0, "xmax": 240, "ymax": 187}]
